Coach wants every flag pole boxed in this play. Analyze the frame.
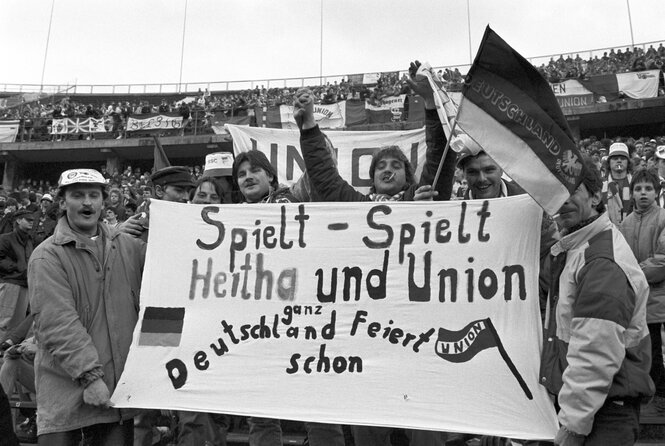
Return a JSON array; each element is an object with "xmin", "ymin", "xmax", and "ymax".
[
  {"xmin": 485, "ymin": 318, "xmax": 533, "ymax": 400},
  {"xmin": 431, "ymin": 118, "xmax": 457, "ymax": 190}
]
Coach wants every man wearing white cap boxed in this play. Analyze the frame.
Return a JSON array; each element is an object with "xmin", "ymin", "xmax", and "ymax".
[
  {"xmin": 601, "ymin": 142, "xmax": 632, "ymax": 225},
  {"xmin": 28, "ymin": 168, "xmax": 145, "ymax": 445},
  {"xmin": 31, "ymin": 193, "xmax": 56, "ymax": 246}
]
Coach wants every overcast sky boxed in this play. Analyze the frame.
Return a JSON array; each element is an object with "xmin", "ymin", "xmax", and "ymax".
[{"xmin": 1, "ymin": 0, "xmax": 664, "ymax": 90}]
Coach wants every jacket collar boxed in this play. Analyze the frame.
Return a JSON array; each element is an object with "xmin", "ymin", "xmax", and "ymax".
[
  {"xmin": 52, "ymin": 216, "xmax": 117, "ymax": 247},
  {"xmin": 551, "ymin": 212, "xmax": 613, "ymax": 256}
]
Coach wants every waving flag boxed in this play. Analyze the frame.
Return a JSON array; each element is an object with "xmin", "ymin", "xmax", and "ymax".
[{"xmin": 456, "ymin": 26, "xmax": 585, "ymax": 215}]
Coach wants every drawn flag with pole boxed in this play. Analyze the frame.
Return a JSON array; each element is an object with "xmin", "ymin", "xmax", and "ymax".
[
  {"xmin": 456, "ymin": 26, "xmax": 585, "ymax": 216},
  {"xmin": 416, "ymin": 62, "xmax": 482, "ymax": 156},
  {"xmin": 435, "ymin": 318, "xmax": 533, "ymax": 400}
]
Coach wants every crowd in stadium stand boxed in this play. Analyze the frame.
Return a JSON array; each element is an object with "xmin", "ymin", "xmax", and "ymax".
[
  {"xmin": 537, "ymin": 43, "xmax": 665, "ymax": 82},
  {"xmin": 1, "ymin": 42, "xmax": 664, "ymax": 143}
]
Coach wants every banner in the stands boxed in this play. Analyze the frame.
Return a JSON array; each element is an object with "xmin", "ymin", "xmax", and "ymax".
[
  {"xmin": 0, "ymin": 120, "xmax": 20, "ymax": 142},
  {"xmin": 126, "ymin": 113, "xmax": 184, "ymax": 132},
  {"xmin": 111, "ymin": 196, "xmax": 558, "ymax": 440},
  {"xmin": 225, "ymin": 124, "xmax": 426, "ymax": 194},
  {"xmin": 50, "ymin": 117, "xmax": 110, "ymax": 134},
  {"xmin": 279, "ymin": 101, "xmax": 346, "ymax": 130}
]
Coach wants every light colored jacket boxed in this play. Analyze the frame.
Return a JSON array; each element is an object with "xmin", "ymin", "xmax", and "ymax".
[
  {"xmin": 540, "ymin": 213, "xmax": 653, "ymax": 435},
  {"xmin": 619, "ymin": 202, "xmax": 665, "ymax": 323},
  {"xmin": 28, "ymin": 217, "xmax": 145, "ymax": 435}
]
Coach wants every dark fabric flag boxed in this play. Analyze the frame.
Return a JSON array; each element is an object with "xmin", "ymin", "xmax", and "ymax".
[
  {"xmin": 139, "ymin": 307, "xmax": 185, "ymax": 347},
  {"xmin": 456, "ymin": 26, "xmax": 585, "ymax": 216},
  {"xmin": 153, "ymin": 136, "xmax": 172, "ymax": 171}
]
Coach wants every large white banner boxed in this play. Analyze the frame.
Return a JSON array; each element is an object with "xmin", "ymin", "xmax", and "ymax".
[
  {"xmin": 226, "ymin": 124, "xmax": 426, "ymax": 194},
  {"xmin": 0, "ymin": 120, "xmax": 20, "ymax": 142},
  {"xmin": 617, "ymin": 69, "xmax": 660, "ymax": 99},
  {"xmin": 279, "ymin": 101, "xmax": 346, "ymax": 130},
  {"xmin": 112, "ymin": 197, "xmax": 558, "ymax": 439}
]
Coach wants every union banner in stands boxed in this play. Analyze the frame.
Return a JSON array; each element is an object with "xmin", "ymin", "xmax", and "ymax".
[
  {"xmin": 126, "ymin": 113, "xmax": 184, "ymax": 132},
  {"xmin": 50, "ymin": 117, "xmax": 110, "ymax": 134},
  {"xmin": 279, "ymin": 101, "xmax": 346, "ymax": 130},
  {"xmin": 226, "ymin": 124, "xmax": 426, "ymax": 194},
  {"xmin": 111, "ymin": 197, "xmax": 558, "ymax": 439},
  {"xmin": 549, "ymin": 80, "xmax": 594, "ymax": 108},
  {"xmin": 0, "ymin": 120, "xmax": 20, "ymax": 142}
]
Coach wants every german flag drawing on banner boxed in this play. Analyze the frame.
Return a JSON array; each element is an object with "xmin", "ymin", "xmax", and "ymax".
[
  {"xmin": 139, "ymin": 307, "xmax": 185, "ymax": 347},
  {"xmin": 456, "ymin": 26, "xmax": 586, "ymax": 216}
]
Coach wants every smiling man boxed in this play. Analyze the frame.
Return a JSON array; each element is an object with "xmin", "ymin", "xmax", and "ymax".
[
  {"xmin": 543, "ymin": 160, "xmax": 653, "ymax": 445},
  {"xmin": 28, "ymin": 169, "xmax": 145, "ymax": 445}
]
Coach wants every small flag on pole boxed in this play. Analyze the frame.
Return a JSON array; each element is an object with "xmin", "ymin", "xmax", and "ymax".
[
  {"xmin": 416, "ymin": 62, "xmax": 482, "ymax": 156},
  {"xmin": 139, "ymin": 307, "xmax": 185, "ymax": 347},
  {"xmin": 456, "ymin": 26, "xmax": 585, "ymax": 216}
]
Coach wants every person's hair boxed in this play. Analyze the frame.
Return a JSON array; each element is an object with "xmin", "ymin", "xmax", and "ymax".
[
  {"xmin": 580, "ymin": 157, "xmax": 605, "ymax": 213},
  {"xmin": 5, "ymin": 198, "xmax": 18, "ymax": 208},
  {"xmin": 105, "ymin": 206, "xmax": 119, "ymax": 217},
  {"xmin": 232, "ymin": 151, "xmax": 279, "ymax": 191},
  {"xmin": 191, "ymin": 177, "xmax": 225, "ymax": 203},
  {"xmin": 108, "ymin": 187, "xmax": 122, "ymax": 199},
  {"xmin": 629, "ymin": 169, "xmax": 661, "ymax": 195},
  {"xmin": 368, "ymin": 146, "xmax": 415, "ymax": 193}
]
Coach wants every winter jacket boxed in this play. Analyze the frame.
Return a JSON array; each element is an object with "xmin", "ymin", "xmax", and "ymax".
[
  {"xmin": 299, "ymin": 108, "xmax": 456, "ymax": 203},
  {"xmin": 540, "ymin": 213, "xmax": 653, "ymax": 435},
  {"xmin": 0, "ymin": 228, "xmax": 34, "ymax": 287},
  {"xmin": 619, "ymin": 202, "xmax": 665, "ymax": 323},
  {"xmin": 28, "ymin": 217, "xmax": 146, "ymax": 435}
]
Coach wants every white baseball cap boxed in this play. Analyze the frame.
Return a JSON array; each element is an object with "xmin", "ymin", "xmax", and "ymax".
[
  {"xmin": 608, "ymin": 142, "xmax": 629, "ymax": 159},
  {"xmin": 655, "ymin": 145, "xmax": 665, "ymax": 160},
  {"xmin": 57, "ymin": 169, "xmax": 108, "ymax": 188},
  {"xmin": 40, "ymin": 193, "xmax": 53, "ymax": 202},
  {"xmin": 202, "ymin": 152, "xmax": 234, "ymax": 178}
]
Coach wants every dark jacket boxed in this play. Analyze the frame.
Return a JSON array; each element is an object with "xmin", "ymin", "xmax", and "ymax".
[
  {"xmin": 299, "ymin": 109, "xmax": 456, "ymax": 203},
  {"xmin": 0, "ymin": 228, "xmax": 34, "ymax": 287}
]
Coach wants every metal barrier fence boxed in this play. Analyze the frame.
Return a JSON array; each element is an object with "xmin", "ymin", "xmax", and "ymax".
[{"xmin": 1, "ymin": 40, "xmax": 663, "ymax": 96}]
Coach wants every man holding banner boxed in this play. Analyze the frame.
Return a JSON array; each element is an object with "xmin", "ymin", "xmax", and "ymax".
[
  {"xmin": 230, "ymin": 149, "xmax": 345, "ymax": 446},
  {"xmin": 293, "ymin": 73, "xmax": 455, "ymax": 445},
  {"xmin": 543, "ymin": 160, "xmax": 654, "ymax": 445},
  {"xmin": 28, "ymin": 169, "xmax": 145, "ymax": 445}
]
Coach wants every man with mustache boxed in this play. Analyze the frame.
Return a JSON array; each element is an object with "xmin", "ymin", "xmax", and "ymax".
[{"xmin": 28, "ymin": 169, "xmax": 145, "ymax": 445}]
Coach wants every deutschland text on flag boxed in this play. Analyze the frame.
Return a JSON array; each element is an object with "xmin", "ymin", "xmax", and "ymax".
[
  {"xmin": 456, "ymin": 26, "xmax": 585, "ymax": 216},
  {"xmin": 139, "ymin": 307, "xmax": 185, "ymax": 347}
]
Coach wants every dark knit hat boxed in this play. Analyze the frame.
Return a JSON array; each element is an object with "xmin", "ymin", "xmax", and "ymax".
[{"xmin": 150, "ymin": 166, "xmax": 195, "ymax": 188}]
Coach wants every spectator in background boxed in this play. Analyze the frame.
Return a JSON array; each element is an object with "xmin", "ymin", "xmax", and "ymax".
[
  {"xmin": 0, "ymin": 209, "xmax": 34, "ymax": 342},
  {"xmin": 602, "ymin": 142, "xmax": 633, "ymax": 225},
  {"xmin": 31, "ymin": 193, "xmax": 57, "ymax": 246},
  {"xmin": 619, "ymin": 170, "xmax": 665, "ymax": 417}
]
